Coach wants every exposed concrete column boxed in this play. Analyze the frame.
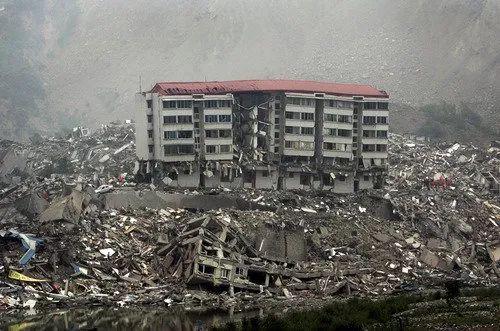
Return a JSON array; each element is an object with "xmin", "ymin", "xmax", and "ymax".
[
  {"xmin": 314, "ymin": 98, "xmax": 325, "ymax": 189},
  {"xmin": 151, "ymin": 93, "xmax": 163, "ymax": 161}
]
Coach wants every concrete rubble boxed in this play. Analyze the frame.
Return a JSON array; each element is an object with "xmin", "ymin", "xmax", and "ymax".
[{"xmin": 0, "ymin": 125, "xmax": 498, "ymax": 314}]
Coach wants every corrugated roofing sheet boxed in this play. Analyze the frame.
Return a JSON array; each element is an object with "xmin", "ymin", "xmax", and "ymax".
[{"xmin": 151, "ymin": 79, "xmax": 388, "ymax": 98}]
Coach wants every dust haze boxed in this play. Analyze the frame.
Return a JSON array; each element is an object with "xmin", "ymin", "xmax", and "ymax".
[{"xmin": 0, "ymin": 0, "xmax": 499, "ymax": 140}]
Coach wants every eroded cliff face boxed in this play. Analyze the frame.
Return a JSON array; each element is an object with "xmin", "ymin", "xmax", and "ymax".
[{"xmin": 1, "ymin": 0, "xmax": 499, "ymax": 140}]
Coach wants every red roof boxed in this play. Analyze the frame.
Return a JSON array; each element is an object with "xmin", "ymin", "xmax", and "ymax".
[{"xmin": 151, "ymin": 79, "xmax": 388, "ymax": 98}]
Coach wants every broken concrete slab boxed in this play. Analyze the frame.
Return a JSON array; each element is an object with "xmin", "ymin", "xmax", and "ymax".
[
  {"xmin": 15, "ymin": 192, "xmax": 48, "ymax": 217},
  {"xmin": 373, "ymin": 232, "xmax": 391, "ymax": 243},
  {"xmin": 40, "ymin": 190, "xmax": 87, "ymax": 223},
  {"xmin": 103, "ymin": 190, "xmax": 276, "ymax": 212},
  {"xmin": 419, "ymin": 248, "xmax": 451, "ymax": 271}
]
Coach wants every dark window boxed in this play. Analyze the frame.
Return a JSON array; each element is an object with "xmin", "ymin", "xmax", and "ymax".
[
  {"xmin": 275, "ymin": 117, "xmax": 280, "ymax": 124},
  {"xmin": 337, "ymin": 174, "xmax": 346, "ymax": 181},
  {"xmin": 205, "ymin": 115, "xmax": 218, "ymax": 123},
  {"xmin": 275, "ymin": 103, "xmax": 281, "ymax": 110},
  {"xmin": 178, "ymin": 145, "xmax": 194, "ymax": 154},
  {"xmin": 323, "ymin": 174, "xmax": 333, "ymax": 185},
  {"xmin": 288, "ymin": 172, "xmax": 294, "ymax": 178},
  {"xmin": 177, "ymin": 100, "xmax": 192, "ymax": 108},
  {"xmin": 376, "ymin": 116, "xmax": 388, "ymax": 124},
  {"xmin": 147, "ymin": 100, "xmax": 152, "ymax": 109},
  {"xmin": 377, "ymin": 102, "xmax": 389, "ymax": 109},
  {"xmin": 204, "ymin": 100, "xmax": 218, "ymax": 108},
  {"xmin": 274, "ymin": 132, "xmax": 280, "ymax": 138},
  {"xmin": 301, "ymin": 112, "xmax": 314, "ymax": 121},
  {"xmin": 324, "ymin": 128, "xmax": 336, "ymax": 136},
  {"xmin": 338, "ymin": 129, "xmax": 351, "ymax": 137},
  {"xmin": 219, "ymin": 129, "xmax": 231, "ymax": 138},
  {"xmin": 364, "ymin": 102, "xmax": 377, "ymax": 109},
  {"xmin": 285, "ymin": 126, "xmax": 300, "ymax": 134},
  {"xmin": 164, "ymin": 131, "xmax": 176, "ymax": 139},
  {"xmin": 301, "ymin": 127, "xmax": 314, "ymax": 135},
  {"xmin": 148, "ymin": 145, "xmax": 154, "ymax": 153},
  {"xmin": 163, "ymin": 116, "xmax": 176, "ymax": 124},
  {"xmin": 205, "ymin": 130, "xmax": 218, "ymax": 138},
  {"xmin": 300, "ymin": 174, "xmax": 310, "ymax": 185},
  {"xmin": 219, "ymin": 115, "xmax": 231, "ymax": 122},
  {"xmin": 338, "ymin": 101, "xmax": 353, "ymax": 109},
  {"xmin": 206, "ymin": 145, "xmax": 216, "ymax": 154},
  {"xmin": 362, "ymin": 144, "xmax": 376, "ymax": 152},
  {"xmin": 377, "ymin": 130, "xmax": 388, "ymax": 138},
  {"xmin": 218, "ymin": 100, "xmax": 231, "ymax": 108},
  {"xmin": 163, "ymin": 100, "xmax": 176, "ymax": 108},
  {"xmin": 376, "ymin": 144, "xmax": 387, "ymax": 152},
  {"xmin": 323, "ymin": 142, "xmax": 335, "ymax": 150},
  {"xmin": 243, "ymin": 171, "xmax": 254, "ymax": 183},
  {"xmin": 178, "ymin": 130, "xmax": 193, "ymax": 139},
  {"xmin": 363, "ymin": 116, "xmax": 376, "ymax": 125},
  {"xmin": 147, "ymin": 130, "xmax": 153, "ymax": 138},
  {"xmin": 364, "ymin": 175, "xmax": 370, "ymax": 181},
  {"xmin": 164, "ymin": 145, "xmax": 176, "ymax": 155},
  {"xmin": 262, "ymin": 171, "xmax": 269, "ymax": 177},
  {"xmin": 220, "ymin": 145, "xmax": 231, "ymax": 153},
  {"xmin": 338, "ymin": 115, "xmax": 351, "ymax": 123},
  {"xmin": 194, "ymin": 122, "xmax": 199, "ymax": 128},
  {"xmin": 324, "ymin": 114, "xmax": 337, "ymax": 122},
  {"xmin": 363, "ymin": 130, "xmax": 376, "ymax": 138},
  {"xmin": 328, "ymin": 100, "xmax": 337, "ymax": 107},
  {"xmin": 178, "ymin": 115, "xmax": 192, "ymax": 124},
  {"xmin": 147, "ymin": 115, "xmax": 153, "ymax": 123},
  {"xmin": 198, "ymin": 264, "xmax": 215, "ymax": 274},
  {"xmin": 285, "ymin": 111, "xmax": 300, "ymax": 119}
]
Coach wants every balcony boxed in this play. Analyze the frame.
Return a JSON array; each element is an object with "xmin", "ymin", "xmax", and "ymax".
[
  {"xmin": 361, "ymin": 151, "xmax": 388, "ymax": 159},
  {"xmin": 361, "ymin": 137, "xmax": 388, "ymax": 145},
  {"xmin": 323, "ymin": 122, "xmax": 353, "ymax": 130},
  {"xmin": 323, "ymin": 150, "xmax": 353, "ymax": 158},
  {"xmin": 323, "ymin": 136, "xmax": 352, "ymax": 144}
]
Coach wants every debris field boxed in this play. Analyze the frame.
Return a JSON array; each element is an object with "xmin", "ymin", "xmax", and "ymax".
[{"xmin": 0, "ymin": 123, "xmax": 499, "ymax": 316}]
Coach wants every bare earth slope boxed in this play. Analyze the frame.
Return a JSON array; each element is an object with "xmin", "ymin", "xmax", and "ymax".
[{"xmin": 1, "ymin": 0, "xmax": 499, "ymax": 140}]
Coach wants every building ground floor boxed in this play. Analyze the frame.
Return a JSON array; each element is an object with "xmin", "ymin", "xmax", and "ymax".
[{"xmin": 135, "ymin": 160, "xmax": 386, "ymax": 193}]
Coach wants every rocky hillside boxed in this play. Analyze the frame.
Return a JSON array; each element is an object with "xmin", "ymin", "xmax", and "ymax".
[{"xmin": 1, "ymin": 0, "xmax": 499, "ymax": 141}]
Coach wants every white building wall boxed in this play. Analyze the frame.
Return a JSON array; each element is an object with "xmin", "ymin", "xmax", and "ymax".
[
  {"xmin": 255, "ymin": 170, "xmax": 278, "ymax": 189},
  {"xmin": 134, "ymin": 93, "xmax": 150, "ymax": 160},
  {"xmin": 332, "ymin": 177, "xmax": 354, "ymax": 193},
  {"xmin": 358, "ymin": 175, "xmax": 373, "ymax": 190}
]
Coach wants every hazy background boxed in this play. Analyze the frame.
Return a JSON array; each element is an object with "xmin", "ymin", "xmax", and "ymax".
[{"xmin": 1, "ymin": 0, "xmax": 499, "ymax": 142}]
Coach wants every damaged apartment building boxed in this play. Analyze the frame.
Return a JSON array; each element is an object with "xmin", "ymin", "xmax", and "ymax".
[{"xmin": 135, "ymin": 80, "xmax": 389, "ymax": 193}]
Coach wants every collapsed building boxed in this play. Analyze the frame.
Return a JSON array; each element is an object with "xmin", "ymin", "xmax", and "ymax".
[
  {"xmin": 134, "ymin": 80, "xmax": 390, "ymax": 193},
  {"xmin": 161, "ymin": 214, "xmax": 313, "ymax": 294}
]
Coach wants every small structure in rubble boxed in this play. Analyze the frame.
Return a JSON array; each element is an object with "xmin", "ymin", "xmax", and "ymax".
[{"xmin": 161, "ymin": 214, "xmax": 333, "ymax": 294}]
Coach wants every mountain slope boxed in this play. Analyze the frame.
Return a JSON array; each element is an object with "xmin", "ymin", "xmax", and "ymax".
[{"xmin": 1, "ymin": 0, "xmax": 499, "ymax": 140}]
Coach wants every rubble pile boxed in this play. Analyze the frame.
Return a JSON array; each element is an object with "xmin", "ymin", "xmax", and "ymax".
[{"xmin": 0, "ymin": 126, "xmax": 499, "ymax": 315}]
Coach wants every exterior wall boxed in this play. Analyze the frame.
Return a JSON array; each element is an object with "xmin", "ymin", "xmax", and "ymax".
[
  {"xmin": 255, "ymin": 170, "xmax": 278, "ymax": 189},
  {"xmin": 134, "ymin": 93, "xmax": 150, "ymax": 160},
  {"xmin": 282, "ymin": 94, "xmax": 316, "ymax": 157},
  {"xmin": 332, "ymin": 176, "xmax": 354, "ymax": 193},
  {"xmin": 283, "ymin": 172, "xmax": 311, "ymax": 190},
  {"xmin": 166, "ymin": 172, "xmax": 200, "ymax": 188},
  {"xmin": 135, "ymin": 87, "xmax": 389, "ymax": 193},
  {"xmin": 358, "ymin": 174, "xmax": 374, "ymax": 190}
]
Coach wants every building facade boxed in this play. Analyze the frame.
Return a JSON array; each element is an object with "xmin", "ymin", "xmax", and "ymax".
[{"xmin": 135, "ymin": 80, "xmax": 389, "ymax": 193}]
